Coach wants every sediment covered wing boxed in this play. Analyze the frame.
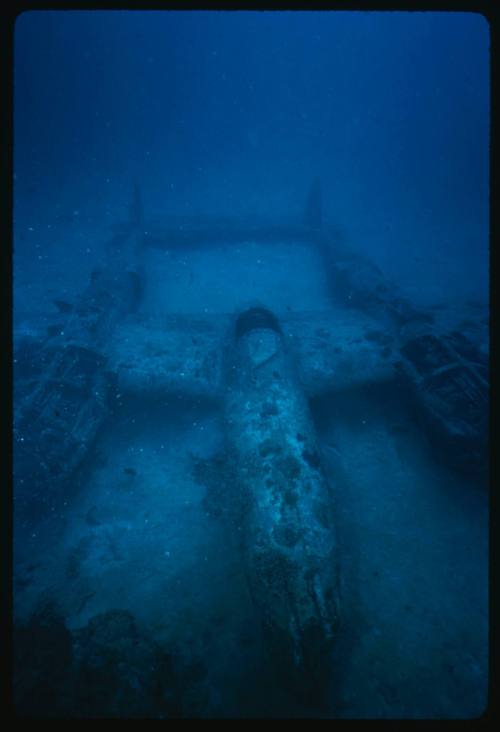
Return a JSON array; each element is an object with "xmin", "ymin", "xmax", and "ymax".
[
  {"xmin": 281, "ymin": 310, "xmax": 396, "ymax": 397},
  {"xmin": 106, "ymin": 309, "xmax": 397, "ymax": 402},
  {"xmin": 105, "ymin": 313, "xmax": 227, "ymax": 402}
]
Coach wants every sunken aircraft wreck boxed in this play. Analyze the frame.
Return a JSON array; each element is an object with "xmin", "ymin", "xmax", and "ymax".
[{"xmin": 13, "ymin": 181, "xmax": 489, "ymax": 704}]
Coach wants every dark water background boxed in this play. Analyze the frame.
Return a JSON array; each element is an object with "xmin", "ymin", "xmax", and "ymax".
[
  {"xmin": 12, "ymin": 10, "xmax": 489, "ymax": 719},
  {"xmin": 15, "ymin": 10, "xmax": 489, "ymax": 303}
]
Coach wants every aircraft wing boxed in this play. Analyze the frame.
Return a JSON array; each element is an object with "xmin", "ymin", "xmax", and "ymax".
[
  {"xmin": 283, "ymin": 310, "xmax": 395, "ymax": 396},
  {"xmin": 105, "ymin": 308, "xmax": 395, "ymax": 402},
  {"xmin": 106, "ymin": 313, "xmax": 226, "ymax": 403}
]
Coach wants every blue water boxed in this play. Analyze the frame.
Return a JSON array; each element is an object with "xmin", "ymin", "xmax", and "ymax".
[{"xmin": 12, "ymin": 10, "xmax": 489, "ymax": 719}]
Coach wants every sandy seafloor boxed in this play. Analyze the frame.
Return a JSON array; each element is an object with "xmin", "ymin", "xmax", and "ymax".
[{"xmin": 13, "ymin": 203, "xmax": 489, "ymax": 719}]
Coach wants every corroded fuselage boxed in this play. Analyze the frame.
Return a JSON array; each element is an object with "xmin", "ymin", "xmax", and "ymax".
[{"xmin": 223, "ymin": 307, "xmax": 340, "ymax": 703}]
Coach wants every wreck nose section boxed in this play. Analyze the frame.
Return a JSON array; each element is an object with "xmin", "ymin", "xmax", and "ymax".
[
  {"xmin": 229, "ymin": 306, "xmax": 285, "ymax": 383},
  {"xmin": 235, "ymin": 306, "xmax": 283, "ymax": 339},
  {"xmin": 224, "ymin": 306, "xmax": 340, "ymax": 705}
]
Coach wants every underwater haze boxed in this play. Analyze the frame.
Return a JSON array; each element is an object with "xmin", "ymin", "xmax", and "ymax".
[{"xmin": 13, "ymin": 10, "xmax": 489, "ymax": 719}]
